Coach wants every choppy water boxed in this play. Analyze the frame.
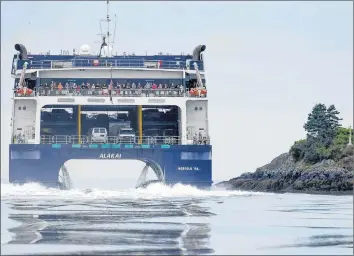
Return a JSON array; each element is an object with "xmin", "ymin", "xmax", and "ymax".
[{"xmin": 1, "ymin": 182, "xmax": 353, "ymax": 255}]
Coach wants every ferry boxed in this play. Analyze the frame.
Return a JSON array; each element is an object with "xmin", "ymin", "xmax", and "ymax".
[{"xmin": 9, "ymin": 1, "xmax": 212, "ymax": 189}]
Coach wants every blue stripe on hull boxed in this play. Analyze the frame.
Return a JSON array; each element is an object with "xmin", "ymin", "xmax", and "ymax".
[{"xmin": 9, "ymin": 144, "xmax": 212, "ymax": 188}]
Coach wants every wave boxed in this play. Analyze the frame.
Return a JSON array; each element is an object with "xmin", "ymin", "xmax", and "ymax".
[{"xmin": 1, "ymin": 182, "xmax": 268, "ymax": 200}]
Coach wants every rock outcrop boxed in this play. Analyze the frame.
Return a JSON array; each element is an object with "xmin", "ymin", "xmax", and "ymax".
[{"xmin": 217, "ymin": 146, "xmax": 353, "ymax": 194}]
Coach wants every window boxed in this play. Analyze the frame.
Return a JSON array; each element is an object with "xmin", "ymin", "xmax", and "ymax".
[{"xmin": 181, "ymin": 152, "xmax": 211, "ymax": 160}]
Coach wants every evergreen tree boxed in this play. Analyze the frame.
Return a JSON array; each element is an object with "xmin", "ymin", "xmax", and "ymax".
[
  {"xmin": 325, "ymin": 104, "xmax": 342, "ymax": 143},
  {"xmin": 303, "ymin": 103, "xmax": 327, "ymax": 140},
  {"xmin": 303, "ymin": 103, "xmax": 342, "ymax": 145},
  {"xmin": 291, "ymin": 103, "xmax": 343, "ymax": 163}
]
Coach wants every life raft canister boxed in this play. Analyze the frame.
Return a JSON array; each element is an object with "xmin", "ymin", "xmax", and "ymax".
[{"xmin": 17, "ymin": 88, "xmax": 33, "ymax": 95}]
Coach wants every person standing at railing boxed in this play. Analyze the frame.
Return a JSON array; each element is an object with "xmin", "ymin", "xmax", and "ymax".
[
  {"xmin": 144, "ymin": 82, "xmax": 151, "ymax": 96},
  {"xmin": 179, "ymin": 84, "xmax": 184, "ymax": 96},
  {"xmin": 102, "ymin": 83, "xmax": 108, "ymax": 95},
  {"xmin": 115, "ymin": 82, "xmax": 121, "ymax": 95},
  {"xmin": 137, "ymin": 83, "xmax": 142, "ymax": 96},
  {"xmin": 108, "ymin": 80, "xmax": 113, "ymax": 97},
  {"xmin": 64, "ymin": 82, "xmax": 70, "ymax": 95},
  {"xmin": 50, "ymin": 81, "xmax": 55, "ymax": 96},
  {"xmin": 150, "ymin": 83, "xmax": 156, "ymax": 97},
  {"xmin": 43, "ymin": 83, "xmax": 49, "ymax": 96},
  {"xmin": 126, "ymin": 83, "xmax": 131, "ymax": 95},
  {"xmin": 91, "ymin": 84, "xmax": 96, "ymax": 95},
  {"xmin": 131, "ymin": 82, "xmax": 136, "ymax": 95},
  {"xmin": 58, "ymin": 82, "xmax": 63, "ymax": 95},
  {"xmin": 71, "ymin": 82, "xmax": 76, "ymax": 95},
  {"xmin": 158, "ymin": 83, "xmax": 163, "ymax": 96},
  {"xmin": 72, "ymin": 82, "xmax": 77, "ymax": 96}
]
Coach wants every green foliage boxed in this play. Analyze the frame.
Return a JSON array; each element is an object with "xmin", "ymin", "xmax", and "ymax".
[
  {"xmin": 289, "ymin": 139, "xmax": 307, "ymax": 162},
  {"xmin": 334, "ymin": 127, "xmax": 353, "ymax": 146},
  {"xmin": 289, "ymin": 103, "xmax": 351, "ymax": 164},
  {"xmin": 303, "ymin": 103, "xmax": 327, "ymax": 139}
]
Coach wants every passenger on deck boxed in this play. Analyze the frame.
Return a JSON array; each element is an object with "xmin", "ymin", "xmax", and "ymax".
[
  {"xmin": 126, "ymin": 83, "xmax": 131, "ymax": 95},
  {"xmin": 179, "ymin": 84, "xmax": 184, "ymax": 96},
  {"xmin": 131, "ymin": 82, "xmax": 137, "ymax": 95},
  {"xmin": 108, "ymin": 82, "xmax": 113, "ymax": 96},
  {"xmin": 137, "ymin": 83, "xmax": 142, "ymax": 95},
  {"xmin": 102, "ymin": 83, "xmax": 108, "ymax": 95},
  {"xmin": 76, "ymin": 83, "xmax": 81, "ymax": 95}
]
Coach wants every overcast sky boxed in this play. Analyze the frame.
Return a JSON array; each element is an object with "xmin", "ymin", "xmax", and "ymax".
[{"xmin": 1, "ymin": 1, "xmax": 353, "ymax": 187}]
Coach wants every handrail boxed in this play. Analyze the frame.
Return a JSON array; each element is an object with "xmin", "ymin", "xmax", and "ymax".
[
  {"xmin": 16, "ymin": 59, "xmax": 194, "ymax": 70},
  {"xmin": 13, "ymin": 88, "xmax": 208, "ymax": 98},
  {"xmin": 40, "ymin": 135, "xmax": 183, "ymax": 145},
  {"xmin": 13, "ymin": 134, "xmax": 210, "ymax": 145}
]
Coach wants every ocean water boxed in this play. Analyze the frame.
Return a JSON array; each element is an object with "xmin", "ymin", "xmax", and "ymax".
[{"xmin": 1, "ymin": 182, "xmax": 353, "ymax": 255}]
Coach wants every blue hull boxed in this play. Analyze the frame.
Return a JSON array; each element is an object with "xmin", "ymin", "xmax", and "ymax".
[{"xmin": 9, "ymin": 144, "xmax": 212, "ymax": 188}]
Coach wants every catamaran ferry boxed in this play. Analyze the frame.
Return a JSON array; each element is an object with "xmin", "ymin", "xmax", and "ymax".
[{"xmin": 9, "ymin": 1, "xmax": 211, "ymax": 189}]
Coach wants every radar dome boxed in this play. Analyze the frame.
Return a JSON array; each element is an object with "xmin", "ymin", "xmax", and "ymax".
[{"xmin": 79, "ymin": 44, "xmax": 91, "ymax": 55}]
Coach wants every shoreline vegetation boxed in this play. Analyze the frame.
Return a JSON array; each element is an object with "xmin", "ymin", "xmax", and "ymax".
[{"xmin": 217, "ymin": 104, "xmax": 353, "ymax": 195}]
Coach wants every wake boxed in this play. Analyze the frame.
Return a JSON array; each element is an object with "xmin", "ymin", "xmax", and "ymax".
[{"xmin": 1, "ymin": 182, "xmax": 267, "ymax": 200}]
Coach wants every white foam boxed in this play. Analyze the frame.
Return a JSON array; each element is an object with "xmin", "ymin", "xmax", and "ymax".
[{"xmin": 1, "ymin": 182, "xmax": 268, "ymax": 201}]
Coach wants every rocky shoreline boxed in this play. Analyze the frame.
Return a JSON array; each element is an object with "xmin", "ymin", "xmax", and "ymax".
[{"xmin": 217, "ymin": 147, "xmax": 353, "ymax": 195}]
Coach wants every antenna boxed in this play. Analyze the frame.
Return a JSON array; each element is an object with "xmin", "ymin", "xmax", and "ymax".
[
  {"xmin": 111, "ymin": 14, "xmax": 117, "ymax": 55},
  {"xmin": 95, "ymin": 1, "xmax": 115, "ymax": 57},
  {"xmin": 106, "ymin": 0, "xmax": 111, "ymax": 47}
]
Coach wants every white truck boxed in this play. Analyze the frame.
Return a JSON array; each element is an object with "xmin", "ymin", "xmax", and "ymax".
[{"xmin": 118, "ymin": 127, "xmax": 136, "ymax": 144}]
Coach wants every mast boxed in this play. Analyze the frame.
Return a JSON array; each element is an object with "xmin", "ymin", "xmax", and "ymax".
[
  {"xmin": 106, "ymin": 0, "xmax": 111, "ymax": 49},
  {"xmin": 97, "ymin": 1, "xmax": 114, "ymax": 57}
]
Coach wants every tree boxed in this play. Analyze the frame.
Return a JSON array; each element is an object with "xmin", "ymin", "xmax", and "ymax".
[
  {"xmin": 303, "ymin": 103, "xmax": 342, "ymax": 145},
  {"xmin": 289, "ymin": 139, "xmax": 307, "ymax": 162},
  {"xmin": 290, "ymin": 103, "xmax": 344, "ymax": 163},
  {"xmin": 303, "ymin": 103, "xmax": 327, "ymax": 140},
  {"xmin": 325, "ymin": 104, "xmax": 342, "ymax": 143}
]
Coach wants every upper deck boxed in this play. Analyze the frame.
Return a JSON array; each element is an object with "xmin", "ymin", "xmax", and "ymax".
[
  {"xmin": 11, "ymin": 45, "xmax": 205, "ymax": 74},
  {"xmin": 12, "ymin": 44, "xmax": 208, "ymax": 100}
]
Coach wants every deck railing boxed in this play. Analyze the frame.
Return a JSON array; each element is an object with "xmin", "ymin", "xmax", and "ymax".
[
  {"xmin": 14, "ymin": 88, "xmax": 207, "ymax": 98},
  {"xmin": 12, "ymin": 134, "xmax": 210, "ymax": 145},
  {"xmin": 40, "ymin": 135, "xmax": 182, "ymax": 145},
  {"xmin": 15, "ymin": 59, "xmax": 204, "ymax": 71}
]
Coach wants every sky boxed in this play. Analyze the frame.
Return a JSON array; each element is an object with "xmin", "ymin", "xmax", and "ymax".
[{"xmin": 1, "ymin": 1, "xmax": 353, "ymax": 187}]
